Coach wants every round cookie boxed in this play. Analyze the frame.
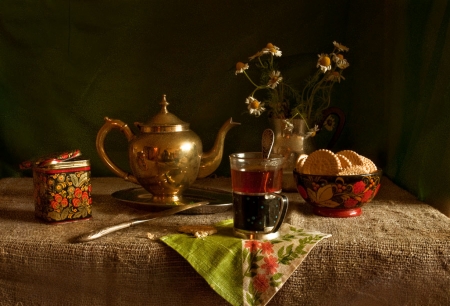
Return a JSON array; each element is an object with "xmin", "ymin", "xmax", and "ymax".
[
  {"xmin": 336, "ymin": 150, "xmax": 364, "ymax": 166},
  {"xmin": 361, "ymin": 156, "xmax": 377, "ymax": 173},
  {"xmin": 295, "ymin": 154, "xmax": 308, "ymax": 173},
  {"xmin": 339, "ymin": 165, "xmax": 369, "ymax": 175},
  {"xmin": 302, "ymin": 149, "xmax": 342, "ymax": 175},
  {"xmin": 336, "ymin": 154, "xmax": 352, "ymax": 170}
]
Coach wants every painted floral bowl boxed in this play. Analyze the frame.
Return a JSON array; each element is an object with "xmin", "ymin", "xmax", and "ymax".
[{"xmin": 292, "ymin": 169, "xmax": 382, "ymax": 217}]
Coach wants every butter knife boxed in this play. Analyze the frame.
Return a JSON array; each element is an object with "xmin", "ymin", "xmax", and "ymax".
[{"xmin": 73, "ymin": 201, "xmax": 209, "ymax": 243}]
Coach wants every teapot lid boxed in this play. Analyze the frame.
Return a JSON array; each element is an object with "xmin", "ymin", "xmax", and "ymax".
[{"xmin": 136, "ymin": 95, "xmax": 189, "ymax": 133}]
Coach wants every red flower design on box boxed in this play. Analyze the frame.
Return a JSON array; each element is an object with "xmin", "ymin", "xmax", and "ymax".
[{"xmin": 33, "ymin": 171, "xmax": 92, "ymax": 222}]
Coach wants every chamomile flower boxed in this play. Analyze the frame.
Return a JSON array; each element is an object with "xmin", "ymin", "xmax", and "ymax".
[
  {"xmin": 249, "ymin": 51, "xmax": 265, "ymax": 61},
  {"xmin": 267, "ymin": 70, "xmax": 283, "ymax": 89},
  {"xmin": 245, "ymin": 96, "xmax": 265, "ymax": 117},
  {"xmin": 325, "ymin": 71, "xmax": 346, "ymax": 83},
  {"xmin": 283, "ymin": 119, "xmax": 294, "ymax": 133},
  {"xmin": 235, "ymin": 62, "xmax": 249, "ymax": 75},
  {"xmin": 305, "ymin": 125, "xmax": 320, "ymax": 138},
  {"xmin": 317, "ymin": 53, "xmax": 331, "ymax": 73},
  {"xmin": 331, "ymin": 53, "xmax": 350, "ymax": 69},
  {"xmin": 262, "ymin": 43, "xmax": 282, "ymax": 57},
  {"xmin": 333, "ymin": 41, "xmax": 349, "ymax": 52}
]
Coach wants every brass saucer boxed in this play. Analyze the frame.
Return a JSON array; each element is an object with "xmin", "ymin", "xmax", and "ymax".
[{"xmin": 111, "ymin": 187, "xmax": 232, "ymax": 214}]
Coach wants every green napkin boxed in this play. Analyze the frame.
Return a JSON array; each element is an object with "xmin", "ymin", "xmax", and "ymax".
[{"xmin": 160, "ymin": 220, "xmax": 330, "ymax": 306}]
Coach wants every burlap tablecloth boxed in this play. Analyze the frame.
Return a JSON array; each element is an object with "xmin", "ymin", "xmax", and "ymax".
[{"xmin": 0, "ymin": 177, "xmax": 449, "ymax": 305}]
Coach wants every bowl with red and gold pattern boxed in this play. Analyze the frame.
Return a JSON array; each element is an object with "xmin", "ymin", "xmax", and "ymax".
[{"xmin": 293, "ymin": 149, "xmax": 382, "ymax": 217}]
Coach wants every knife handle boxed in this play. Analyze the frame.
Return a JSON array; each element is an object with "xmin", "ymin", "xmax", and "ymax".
[{"xmin": 76, "ymin": 221, "xmax": 134, "ymax": 242}]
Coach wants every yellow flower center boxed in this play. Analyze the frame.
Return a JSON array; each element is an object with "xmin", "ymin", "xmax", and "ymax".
[
  {"xmin": 337, "ymin": 54, "xmax": 344, "ymax": 60},
  {"xmin": 319, "ymin": 56, "xmax": 331, "ymax": 66},
  {"xmin": 250, "ymin": 100, "xmax": 260, "ymax": 109},
  {"xmin": 332, "ymin": 71, "xmax": 340, "ymax": 77},
  {"xmin": 236, "ymin": 62, "xmax": 246, "ymax": 70},
  {"xmin": 266, "ymin": 43, "xmax": 274, "ymax": 49}
]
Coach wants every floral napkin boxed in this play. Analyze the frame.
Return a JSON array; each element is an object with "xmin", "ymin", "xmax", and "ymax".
[{"xmin": 160, "ymin": 220, "xmax": 331, "ymax": 306}]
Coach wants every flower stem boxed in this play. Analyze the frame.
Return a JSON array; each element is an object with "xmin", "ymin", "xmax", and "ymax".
[
  {"xmin": 258, "ymin": 57, "xmax": 268, "ymax": 69},
  {"xmin": 298, "ymin": 112, "xmax": 311, "ymax": 130},
  {"xmin": 306, "ymin": 71, "xmax": 327, "ymax": 120},
  {"xmin": 244, "ymin": 71, "xmax": 260, "ymax": 88}
]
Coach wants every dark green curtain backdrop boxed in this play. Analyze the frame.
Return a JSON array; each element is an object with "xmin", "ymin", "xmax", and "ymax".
[{"xmin": 1, "ymin": 0, "xmax": 449, "ymax": 216}]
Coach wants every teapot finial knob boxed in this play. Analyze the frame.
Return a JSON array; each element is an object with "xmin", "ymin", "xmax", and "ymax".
[{"xmin": 159, "ymin": 94, "xmax": 169, "ymax": 114}]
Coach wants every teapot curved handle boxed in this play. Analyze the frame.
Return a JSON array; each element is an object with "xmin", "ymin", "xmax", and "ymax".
[
  {"xmin": 96, "ymin": 117, "xmax": 139, "ymax": 184},
  {"xmin": 319, "ymin": 107, "xmax": 346, "ymax": 150}
]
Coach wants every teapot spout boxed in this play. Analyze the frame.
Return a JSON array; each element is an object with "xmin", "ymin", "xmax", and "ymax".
[{"xmin": 197, "ymin": 118, "xmax": 240, "ymax": 178}]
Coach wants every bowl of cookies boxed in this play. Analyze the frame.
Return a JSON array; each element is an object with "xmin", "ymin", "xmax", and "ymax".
[{"xmin": 293, "ymin": 149, "xmax": 382, "ymax": 217}]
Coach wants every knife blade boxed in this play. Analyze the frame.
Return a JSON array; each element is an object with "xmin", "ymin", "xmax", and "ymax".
[{"xmin": 73, "ymin": 201, "xmax": 209, "ymax": 243}]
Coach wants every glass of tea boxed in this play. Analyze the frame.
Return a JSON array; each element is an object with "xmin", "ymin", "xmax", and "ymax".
[{"xmin": 229, "ymin": 152, "xmax": 289, "ymax": 240}]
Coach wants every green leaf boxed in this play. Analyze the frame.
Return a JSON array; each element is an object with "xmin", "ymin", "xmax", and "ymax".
[
  {"xmin": 81, "ymin": 208, "xmax": 88, "ymax": 218},
  {"xmin": 60, "ymin": 208, "xmax": 69, "ymax": 220},
  {"xmin": 279, "ymin": 258, "xmax": 290, "ymax": 265},
  {"xmin": 278, "ymin": 246, "xmax": 285, "ymax": 257},
  {"xmin": 295, "ymin": 228, "xmax": 305, "ymax": 234},
  {"xmin": 299, "ymin": 237, "xmax": 310, "ymax": 245},
  {"xmin": 295, "ymin": 245, "xmax": 304, "ymax": 253},
  {"xmin": 251, "ymin": 262, "xmax": 259, "ymax": 270},
  {"xmin": 286, "ymin": 244, "xmax": 293, "ymax": 255},
  {"xmin": 271, "ymin": 239, "xmax": 283, "ymax": 244},
  {"xmin": 47, "ymin": 211, "xmax": 61, "ymax": 221},
  {"xmin": 270, "ymin": 280, "xmax": 282, "ymax": 287},
  {"xmin": 272, "ymin": 273, "xmax": 283, "ymax": 280}
]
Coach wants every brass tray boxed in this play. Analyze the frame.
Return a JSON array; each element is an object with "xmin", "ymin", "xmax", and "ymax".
[{"xmin": 111, "ymin": 187, "xmax": 233, "ymax": 214}]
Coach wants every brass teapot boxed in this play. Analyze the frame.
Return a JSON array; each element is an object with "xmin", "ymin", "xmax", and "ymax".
[{"xmin": 96, "ymin": 95, "xmax": 240, "ymax": 203}]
